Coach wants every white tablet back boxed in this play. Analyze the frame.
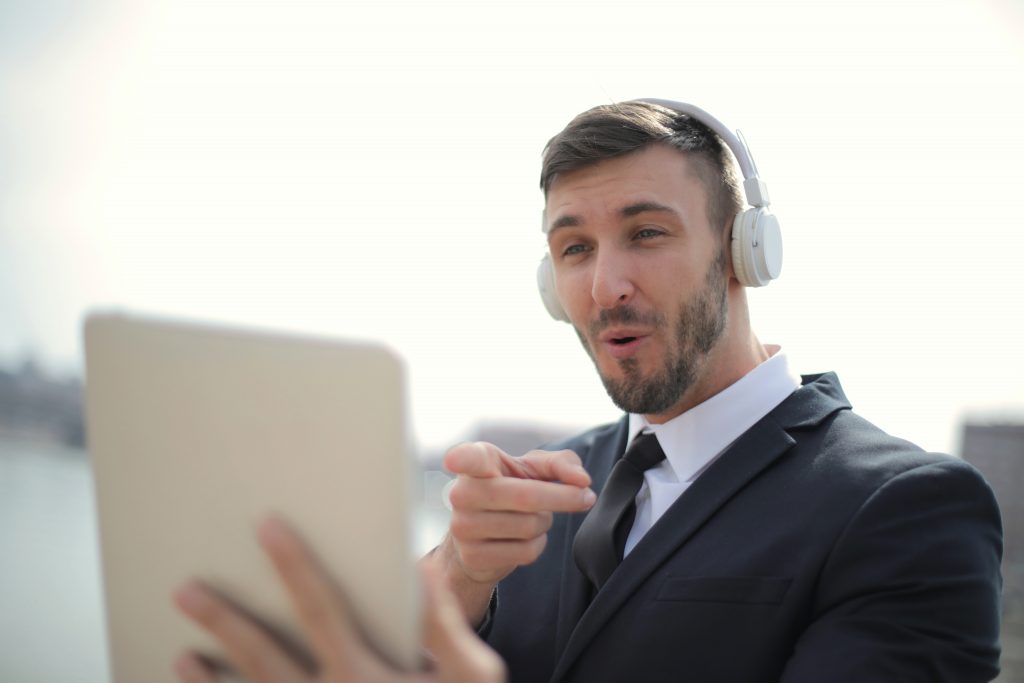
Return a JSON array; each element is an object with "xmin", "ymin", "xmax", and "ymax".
[{"xmin": 83, "ymin": 312, "xmax": 420, "ymax": 682}]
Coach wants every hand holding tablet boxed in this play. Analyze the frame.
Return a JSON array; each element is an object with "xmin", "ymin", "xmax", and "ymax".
[{"xmin": 172, "ymin": 518, "xmax": 505, "ymax": 683}]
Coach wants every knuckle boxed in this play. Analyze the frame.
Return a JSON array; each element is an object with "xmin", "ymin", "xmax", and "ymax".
[
  {"xmin": 447, "ymin": 512, "xmax": 474, "ymax": 539},
  {"xmin": 525, "ymin": 533, "xmax": 548, "ymax": 560},
  {"xmin": 473, "ymin": 440, "xmax": 496, "ymax": 455},
  {"xmin": 534, "ymin": 512, "xmax": 554, "ymax": 535},
  {"xmin": 477, "ymin": 442, "xmax": 505, "ymax": 466},
  {"xmin": 487, "ymin": 656, "xmax": 509, "ymax": 681},
  {"xmin": 446, "ymin": 479, "xmax": 473, "ymax": 509},
  {"xmin": 501, "ymin": 514, "xmax": 527, "ymax": 540},
  {"xmin": 558, "ymin": 449, "xmax": 583, "ymax": 465}
]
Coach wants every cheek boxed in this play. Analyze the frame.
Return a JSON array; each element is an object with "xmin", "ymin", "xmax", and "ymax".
[
  {"xmin": 555, "ymin": 268, "xmax": 590, "ymax": 317},
  {"xmin": 660, "ymin": 254, "xmax": 711, "ymax": 298}
]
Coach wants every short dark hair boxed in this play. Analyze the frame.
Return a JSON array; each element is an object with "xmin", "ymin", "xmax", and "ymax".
[{"xmin": 540, "ymin": 101, "xmax": 745, "ymax": 236}]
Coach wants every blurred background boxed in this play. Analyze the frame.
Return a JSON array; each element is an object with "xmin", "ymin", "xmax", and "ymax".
[{"xmin": 1, "ymin": 0, "xmax": 1022, "ymax": 680}]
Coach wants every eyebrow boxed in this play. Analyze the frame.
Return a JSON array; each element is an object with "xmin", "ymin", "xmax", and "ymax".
[
  {"xmin": 548, "ymin": 214, "xmax": 581, "ymax": 233},
  {"xmin": 620, "ymin": 201, "xmax": 678, "ymax": 219},
  {"xmin": 547, "ymin": 201, "xmax": 680, "ymax": 235}
]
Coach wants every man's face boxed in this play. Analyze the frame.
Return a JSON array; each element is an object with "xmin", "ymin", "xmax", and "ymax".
[{"xmin": 545, "ymin": 144, "xmax": 729, "ymax": 420}]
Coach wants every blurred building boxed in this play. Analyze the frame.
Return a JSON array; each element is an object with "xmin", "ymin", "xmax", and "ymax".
[
  {"xmin": 961, "ymin": 419, "xmax": 1024, "ymax": 682},
  {"xmin": 0, "ymin": 358, "xmax": 84, "ymax": 448}
]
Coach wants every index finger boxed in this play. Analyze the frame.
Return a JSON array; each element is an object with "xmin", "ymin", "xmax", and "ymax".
[
  {"xmin": 452, "ymin": 476, "xmax": 596, "ymax": 514},
  {"xmin": 446, "ymin": 443, "xmax": 591, "ymax": 489}
]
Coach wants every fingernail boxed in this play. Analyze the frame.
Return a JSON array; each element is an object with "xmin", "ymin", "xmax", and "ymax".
[
  {"xmin": 174, "ymin": 583, "xmax": 209, "ymax": 616},
  {"xmin": 258, "ymin": 516, "xmax": 289, "ymax": 550},
  {"xmin": 582, "ymin": 488, "xmax": 596, "ymax": 506}
]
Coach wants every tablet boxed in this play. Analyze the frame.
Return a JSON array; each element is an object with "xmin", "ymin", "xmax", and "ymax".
[{"xmin": 83, "ymin": 312, "xmax": 421, "ymax": 682}]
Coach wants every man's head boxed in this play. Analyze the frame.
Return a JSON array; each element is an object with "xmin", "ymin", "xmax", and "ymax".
[
  {"xmin": 541, "ymin": 101, "xmax": 745, "ymax": 241},
  {"xmin": 542, "ymin": 102, "xmax": 758, "ymax": 422}
]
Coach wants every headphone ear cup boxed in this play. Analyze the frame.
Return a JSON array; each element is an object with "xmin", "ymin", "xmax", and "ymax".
[
  {"xmin": 731, "ymin": 208, "xmax": 783, "ymax": 287},
  {"xmin": 537, "ymin": 255, "xmax": 570, "ymax": 322}
]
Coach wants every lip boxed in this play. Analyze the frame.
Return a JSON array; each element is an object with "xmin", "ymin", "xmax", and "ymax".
[
  {"xmin": 597, "ymin": 327, "xmax": 651, "ymax": 344},
  {"xmin": 596, "ymin": 327, "xmax": 651, "ymax": 360}
]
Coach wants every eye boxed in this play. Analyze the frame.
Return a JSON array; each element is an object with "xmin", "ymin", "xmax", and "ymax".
[
  {"xmin": 561, "ymin": 243, "xmax": 590, "ymax": 258},
  {"xmin": 635, "ymin": 226, "xmax": 664, "ymax": 240}
]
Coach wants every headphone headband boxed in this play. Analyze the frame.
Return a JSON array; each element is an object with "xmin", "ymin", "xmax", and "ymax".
[{"xmin": 634, "ymin": 98, "xmax": 771, "ymax": 208}]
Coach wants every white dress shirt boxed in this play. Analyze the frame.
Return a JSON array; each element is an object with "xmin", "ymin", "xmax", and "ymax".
[{"xmin": 622, "ymin": 347, "xmax": 802, "ymax": 557}]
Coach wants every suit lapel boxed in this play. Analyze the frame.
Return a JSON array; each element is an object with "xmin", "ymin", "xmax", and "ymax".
[
  {"xmin": 550, "ymin": 418, "xmax": 796, "ymax": 681},
  {"xmin": 548, "ymin": 374, "xmax": 851, "ymax": 682},
  {"xmin": 553, "ymin": 418, "xmax": 629, "ymax": 659}
]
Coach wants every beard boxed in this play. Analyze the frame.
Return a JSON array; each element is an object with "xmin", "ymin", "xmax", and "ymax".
[{"xmin": 576, "ymin": 249, "xmax": 728, "ymax": 415}]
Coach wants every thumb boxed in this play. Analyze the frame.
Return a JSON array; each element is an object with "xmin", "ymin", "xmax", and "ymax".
[
  {"xmin": 442, "ymin": 442, "xmax": 509, "ymax": 479},
  {"xmin": 420, "ymin": 561, "xmax": 507, "ymax": 683}
]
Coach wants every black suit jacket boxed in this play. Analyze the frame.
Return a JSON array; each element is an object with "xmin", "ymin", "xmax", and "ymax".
[{"xmin": 483, "ymin": 373, "xmax": 1003, "ymax": 682}]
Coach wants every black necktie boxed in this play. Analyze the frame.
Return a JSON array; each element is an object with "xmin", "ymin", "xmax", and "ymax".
[{"xmin": 573, "ymin": 432, "xmax": 666, "ymax": 590}]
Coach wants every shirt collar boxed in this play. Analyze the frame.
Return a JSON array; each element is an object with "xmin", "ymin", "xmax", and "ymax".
[{"xmin": 627, "ymin": 346, "xmax": 801, "ymax": 483}]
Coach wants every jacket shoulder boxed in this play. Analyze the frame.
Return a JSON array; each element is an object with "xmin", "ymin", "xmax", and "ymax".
[
  {"xmin": 541, "ymin": 419, "xmax": 627, "ymax": 460},
  {"xmin": 796, "ymin": 408, "xmax": 979, "ymax": 483}
]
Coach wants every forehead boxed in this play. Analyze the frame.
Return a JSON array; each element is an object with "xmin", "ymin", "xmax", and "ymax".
[{"xmin": 544, "ymin": 145, "xmax": 706, "ymax": 232}]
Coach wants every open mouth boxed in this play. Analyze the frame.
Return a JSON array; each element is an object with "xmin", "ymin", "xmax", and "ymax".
[{"xmin": 600, "ymin": 332, "xmax": 647, "ymax": 359}]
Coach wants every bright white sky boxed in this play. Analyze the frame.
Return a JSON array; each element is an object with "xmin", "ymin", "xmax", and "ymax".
[{"xmin": 1, "ymin": 0, "xmax": 1022, "ymax": 454}]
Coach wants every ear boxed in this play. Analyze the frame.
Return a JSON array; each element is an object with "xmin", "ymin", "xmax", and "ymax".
[{"xmin": 722, "ymin": 219, "xmax": 741, "ymax": 284}]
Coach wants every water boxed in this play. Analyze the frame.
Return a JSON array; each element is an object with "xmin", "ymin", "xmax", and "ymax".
[
  {"xmin": 0, "ymin": 438, "xmax": 109, "ymax": 683},
  {"xmin": 0, "ymin": 437, "xmax": 451, "ymax": 683}
]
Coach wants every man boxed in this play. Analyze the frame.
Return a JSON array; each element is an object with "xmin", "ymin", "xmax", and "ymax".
[
  {"xmin": 176, "ymin": 100, "xmax": 1002, "ymax": 682},
  {"xmin": 436, "ymin": 100, "xmax": 1003, "ymax": 682}
]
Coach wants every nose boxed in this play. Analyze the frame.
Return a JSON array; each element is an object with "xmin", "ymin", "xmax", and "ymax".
[{"xmin": 590, "ymin": 249, "xmax": 635, "ymax": 309}]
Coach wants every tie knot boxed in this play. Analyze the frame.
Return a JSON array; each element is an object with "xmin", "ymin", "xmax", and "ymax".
[{"xmin": 624, "ymin": 432, "xmax": 666, "ymax": 472}]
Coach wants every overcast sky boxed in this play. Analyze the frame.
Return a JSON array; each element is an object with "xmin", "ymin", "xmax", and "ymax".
[{"xmin": 1, "ymin": 0, "xmax": 1022, "ymax": 453}]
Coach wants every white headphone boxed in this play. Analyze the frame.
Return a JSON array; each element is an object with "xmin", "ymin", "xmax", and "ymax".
[{"xmin": 536, "ymin": 98, "xmax": 783, "ymax": 323}]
